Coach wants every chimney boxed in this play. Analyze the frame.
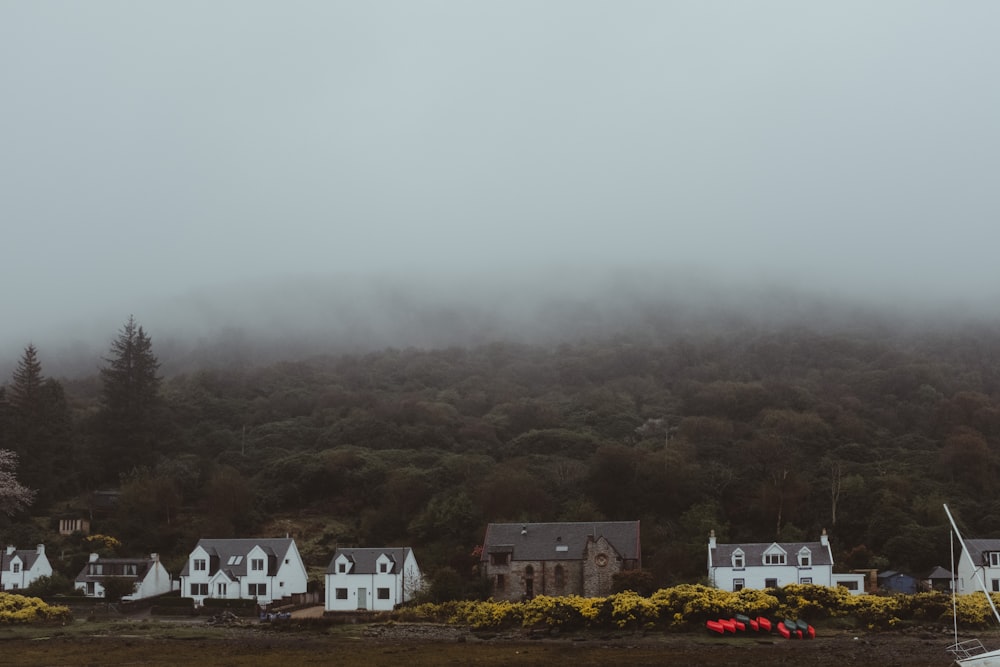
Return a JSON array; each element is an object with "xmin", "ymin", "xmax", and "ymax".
[
  {"xmin": 36, "ymin": 544, "xmax": 44, "ymax": 555},
  {"xmin": 820, "ymin": 529, "xmax": 829, "ymax": 547},
  {"xmin": 709, "ymin": 530, "xmax": 717, "ymax": 549},
  {"xmin": 89, "ymin": 552, "xmax": 100, "ymax": 563},
  {"xmin": 5, "ymin": 546, "xmax": 14, "ymax": 556},
  {"xmin": 150, "ymin": 553, "xmax": 159, "ymax": 562}
]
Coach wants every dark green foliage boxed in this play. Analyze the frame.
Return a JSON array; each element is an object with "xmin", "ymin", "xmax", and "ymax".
[
  {"xmin": 98, "ymin": 316, "xmax": 162, "ymax": 478},
  {"xmin": 12, "ymin": 319, "xmax": 1000, "ymax": 590}
]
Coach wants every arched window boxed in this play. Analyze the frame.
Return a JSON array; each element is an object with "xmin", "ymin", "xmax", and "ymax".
[{"xmin": 554, "ymin": 565, "xmax": 565, "ymax": 588}]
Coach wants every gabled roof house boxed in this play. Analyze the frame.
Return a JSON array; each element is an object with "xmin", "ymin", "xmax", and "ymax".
[
  {"xmin": 0, "ymin": 545, "xmax": 52, "ymax": 592},
  {"xmin": 707, "ymin": 529, "xmax": 865, "ymax": 594},
  {"xmin": 179, "ymin": 538, "xmax": 307, "ymax": 606},
  {"xmin": 325, "ymin": 547, "xmax": 423, "ymax": 611},
  {"xmin": 480, "ymin": 521, "xmax": 641, "ymax": 601},
  {"xmin": 955, "ymin": 538, "xmax": 1000, "ymax": 595},
  {"xmin": 74, "ymin": 552, "xmax": 172, "ymax": 600}
]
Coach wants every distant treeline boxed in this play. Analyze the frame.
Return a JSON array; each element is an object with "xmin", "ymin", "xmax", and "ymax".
[{"xmin": 2, "ymin": 316, "xmax": 1000, "ymax": 589}]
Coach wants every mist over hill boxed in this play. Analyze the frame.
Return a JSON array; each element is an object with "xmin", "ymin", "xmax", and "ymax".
[{"xmin": 4, "ymin": 266, "xmax": 994, "ymax": 380}]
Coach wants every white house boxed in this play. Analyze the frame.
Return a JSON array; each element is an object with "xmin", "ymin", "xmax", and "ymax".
[
  {"xmin": 708, "ymin": 529, "xmax": 865, "ymax": 595},
  {"xmin": 74, "ymin": 552, "xmax": 173, "ymax": 600},
  {"xmin": 1, "ymin": 545, "xmax": 52, "ymax": 592},
  {"xmin": 955, "ymin": 537, "xmax": 1000, "ymax": 595},
  {"xmin": 325, "ymin": 547, "xmax": 423, "ymax": 611},
  {"xmin": 179, "ymin": 538, "xmax": 308, "ymax": 607}
]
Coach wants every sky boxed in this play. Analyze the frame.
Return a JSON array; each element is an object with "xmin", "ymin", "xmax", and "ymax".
[{"xmin": 2, "ymin": 1, "xmax": 1000, "ymax": 365}]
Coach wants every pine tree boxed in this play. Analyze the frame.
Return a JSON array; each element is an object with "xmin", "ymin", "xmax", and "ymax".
[
  {"xmin": 99, "ymin": 316, "xmax": 162, "ymax": 477},
  {"xmin": 9, "ymin": 344, "xmax": 43, "ymax": 416},
  {"xmin": 5, "ymin": 345, "xmax": 71, "ymax": 504}
]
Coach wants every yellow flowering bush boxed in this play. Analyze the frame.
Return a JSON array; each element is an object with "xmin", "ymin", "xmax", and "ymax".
[
  {"xmin": 779, "ymin": 583, "xmax": 853, "ymax": 620},
  {"xmin": 609, "ymin": 590, "xmax": 658, "ymax": 629},
  {"xmin": 846, "ymin": 594, "xmax": 902, "ymax": 630},
  {"xmin": 0, "ymin": 593, "xmax": 71, "ymax": 624}
]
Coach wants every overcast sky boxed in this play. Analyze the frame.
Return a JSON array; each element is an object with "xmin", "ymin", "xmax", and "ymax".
[{"xmin": 2, "ymin": 1, "xmax": 1000, "ymax": 360}]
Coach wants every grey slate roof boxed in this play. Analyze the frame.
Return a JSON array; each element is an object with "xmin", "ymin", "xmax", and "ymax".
[
  {"xmin": 960, "ymin": 539, "xmax": 1000, "ymax": 566},
  {"xmin": 1, "ymin": 548, "xmax": 42, "ymax": 573},
  {"xmin": 926, "ymin": 565, "xmax": 953, "ymax": 580},
  {"xmin": 179, "ymin": 538, "xmax": 295, "ymax": 577},
  {"xmin": 710, "ymin": 540, "xmax": 833, "ymax": 567},
  {"xmin": 74, "ymin": 556, "xmax": 155, "ymax": 584},
  {"xmin": 325, "ymin": 547, "xmax": 414, "ymax": 575},
  {"xmin": 481, "ymin": 521, "xmax": 641, "ymax": 562}
]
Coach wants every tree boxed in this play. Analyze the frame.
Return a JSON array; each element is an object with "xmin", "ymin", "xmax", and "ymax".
[
  {"xmin": 0, "ymin": 449, "xmax": 34, "ymax": 516},
  {"xmin": 99, "ymin": 317, "xmax": 162, "ymax": 477}
]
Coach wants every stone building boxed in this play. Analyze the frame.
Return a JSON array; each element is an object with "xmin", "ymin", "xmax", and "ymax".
[{"xmin": 480, "ymin": 521, "xmax": 641, "ymax": 601}]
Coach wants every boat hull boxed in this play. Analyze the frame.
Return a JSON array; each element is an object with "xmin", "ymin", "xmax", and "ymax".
[{"xmin": 956, "ymin": 649, "xmax": 1000, "ymax": 667}]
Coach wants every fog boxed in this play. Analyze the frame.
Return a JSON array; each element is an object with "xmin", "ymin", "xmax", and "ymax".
[{"xmin": 3, "ymin": 2, "xmax": 1000, "ymax": 376}]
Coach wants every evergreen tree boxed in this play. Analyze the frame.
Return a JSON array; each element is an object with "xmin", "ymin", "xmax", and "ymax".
[
  {"xmin": 99, "ymin": 316, "xmax": 162, "ymax": 478},
  {"xmin": 5, "ymin": 345, "xmax": 71, "ymax": 504}
]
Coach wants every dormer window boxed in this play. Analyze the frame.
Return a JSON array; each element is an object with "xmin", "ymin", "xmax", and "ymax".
[
  {"xmin": 379, "ymin": 562, "xmax": 389, "ymax": 573},
  {"xmin": 764, "ymin": 553, "xmax": 786, "ymax": 565},
  {"xmin": 732, "ymin": 550, "xmax": 745, "ymax": 568},
  {"xmin": 990, "ymin": 552, "xmax": 1000, "ymax": 567},
  {"xmin": 338, "ymin": 561, "xmax": 348, "ymax": 573},
  {"xmin": 798, "ymin": 548, "xmax": 812, "ymax": 567}
]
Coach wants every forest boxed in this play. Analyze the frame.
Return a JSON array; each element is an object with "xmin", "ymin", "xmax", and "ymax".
[{"xmin": 2, "ymin": 308, "xmax": 1000, "ymax": 595}]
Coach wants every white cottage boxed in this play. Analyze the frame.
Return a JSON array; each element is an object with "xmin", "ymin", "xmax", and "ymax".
[
  {"xmin": 708, "ymin": 529, "xmax": 864, "ymax": 594},
  {"xmin": 325, "ymin": 547, "xmax": 423, "ymax": 611},
  {"xmin": 74, "ymin": 552, "xmax": 172, "ymax": 600},
  {"xmin": 0, "ymin": 545, "xmax": 52, "ymax": 592},
  {"xmin": 954, "ymin": 537, "xmax": 1000, "ymax": 595},
  {"xmin": 179, "ymin": 538, "xmax": 307, "ymax": 606}
]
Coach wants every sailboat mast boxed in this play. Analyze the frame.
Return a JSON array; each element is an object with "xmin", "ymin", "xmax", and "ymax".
[{"xmin": 944, "ymin": 503, "xmax": 1000, "ymax": 627}]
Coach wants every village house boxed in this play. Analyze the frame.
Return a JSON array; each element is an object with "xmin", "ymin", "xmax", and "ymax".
[
  {"xmin": 74, "ymin": 552, "xmax": 172, "ymax": 600},
  {"xmin": 0, "ymin": 545, "xmax": 52, "ymax": 592},
  {"xmin": 325, "ymin": 547, "xmax": 423, "ymax": 611},
  {"xmin": 480, "ymin": 521, "xmax": 641, "ymax": 601},
  {"xmin": 954, "ymin": 537, "xmax": 1000, "ymax": 595},
  {"xmin": 707, "ymin": 529, "xmax": 865, "ymax": 594},
  {"xmin": 179, "ymin": 538, "xmax": 307, "ymax": 606}
]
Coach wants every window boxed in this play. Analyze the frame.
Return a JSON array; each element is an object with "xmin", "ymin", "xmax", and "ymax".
[
  {"xmin": 837, "ymin": 580, "xmax": 859, "ymax": 591},
  {"xmin": 993, "ymin": 579, "xmax": 1000, "ymax": 593},
  {"xmin": 194, "ymin": 559, "xmax": 206, "ymax": 571},
  {"xmin": 227, "ymin": 555, "xmax": 243, "ymax": 566},
  {"xmin": 248, "ymin": 583, "xmax": 267, "ymax": 597},
  {"xmin": 377, "ymin": 588, "xmax": 390, "ymax": 600},
  {"xmin": 90, "ymin": 564, "xmax": 103, "ymax": 576},
  {"xmin": 11, "ymin": 563, "xmax": 19, "ymax": 574},
  {"xmin": 799, "ymin": 555, "xmax": 811, "ymax": 567},
  {"xmin": 554, "ymin": 565, "xmax": 565, "ymax": 588},
  {"xmin": 217, "ymin": 583, "xmax": 227, "ymax": 596},
  {"xmin": 379, "ymin": 562, "xmax": 389, "ymax": 573},
  {"xmin": 10, "ymin": 584, "xmax": 16, "ymax": 590},
  {"xmin": 800, "ymin": 577, "xmax": 813, "ymax": 585},
  {"xmin": 732, "ymin": 552, "xmax": 744, "ymax": 568},
  {"xmin": 496, "ymin": 574, "xmax": 505, "ymax": 591},
  {"xmin": 251, "ymin": 558, "xmax": 264, "ymax": 572},
  {"xmin": 336, "ymin": 588, "xmax": 348, "ymax": 600},
  {"xmin": 124, "ymin": 564, "xmax": 137, "ymax": 576},
  {"xmin": 990, "ymin": 552, "xmax": 1000, "ymax": 567},
  {"xmin": 764, "ymin": 553, "xmax": 786, "ymax": 565},
  {"xmin": 190, "ymin": 583, "xmax": 208, "ymax": 596},
  {"xmin": 764, "ymin": 578, "xmax": 778, "ymax": 589},
  {"xmin": 733, "ymin": 578, "xmax": 745, "ymax": 592},
  {"xmin": 490, "ymin": 553, "xmax": 509, "ymax": 566},
  {"xmin": 338, "ymin": 562, "xmax": 347, "ymax": 573}
]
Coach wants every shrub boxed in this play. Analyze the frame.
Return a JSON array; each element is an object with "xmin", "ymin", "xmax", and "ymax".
[{"xmin": 0, "ymin": 593, "xmax": 72, "ymax": 624}]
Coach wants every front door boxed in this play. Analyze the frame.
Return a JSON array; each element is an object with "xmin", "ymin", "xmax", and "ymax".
[{"xmin": 357, "ymin": 587, "xmax": 367, "ymax": 610}]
